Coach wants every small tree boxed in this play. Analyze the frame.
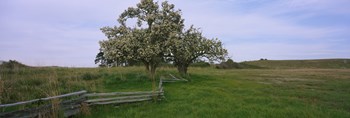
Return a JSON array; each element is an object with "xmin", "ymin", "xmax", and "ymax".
[
  {"xmin": 95, "ymin": 50, "xmax": 142, "ymax": 67},
  {"xmin": 170, "ymin": 26, "xmax": 228, "ymax": 75},
  {"xmin": 95, "ymin": 51, "xmax": 116, "ymax": 67}
]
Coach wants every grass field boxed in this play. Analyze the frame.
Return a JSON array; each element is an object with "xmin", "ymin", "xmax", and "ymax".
[
  {"xmin": 1, "ymin": 65, "xmax": 350, "ymax": 117},
  {"xmin": 84, "ymin": 68, "xmax": 350, "ymax": 118},
  {"xmin": 242, "ymin": 59, "xmax": 350, "ymax": 69}
]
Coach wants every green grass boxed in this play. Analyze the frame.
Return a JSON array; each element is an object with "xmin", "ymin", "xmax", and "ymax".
[
  {"xmin": 83, "ymin": 68, "xmax": 350, "ymax": 118},
  {"xmin": 241, "ymin": 59, "xmax": 350, "ymax": 69},
  {"xmin": 1, "ymin": 66, "xmax": 350, "ymax": 117}
]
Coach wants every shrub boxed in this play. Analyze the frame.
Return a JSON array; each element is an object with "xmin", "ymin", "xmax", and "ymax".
[
  {"xmin": 191, "ymin": 61, "xmax": 210, "ymax": 67},
  {"xmin": 0, "ymin": 60, "xmax": 28, "ymax": 69},
  {"xmin": 216, "ymin": 59, "xmax": 241, "ymax": 69}
]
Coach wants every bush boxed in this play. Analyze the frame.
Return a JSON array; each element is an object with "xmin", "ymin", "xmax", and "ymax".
[
  {"xmin": 191, "ymin": 61, "xmax": 210, "ymax": 67},
  {"xmin": 216, "ymin": 59, "xmax": 241, "ymax": 69},
  {"xmin": 0, "ymin": 60, "xmax": 28, "ymax": 69}
]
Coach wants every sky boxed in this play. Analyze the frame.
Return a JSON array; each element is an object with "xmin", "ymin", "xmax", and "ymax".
[{"xmin": 1, "ymin": 0, "xmax": 349, "ymax": 67}]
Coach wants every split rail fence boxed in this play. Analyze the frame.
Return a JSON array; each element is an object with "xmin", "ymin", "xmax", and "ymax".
[
  {"xmin": 0, "ymin": 90, "xmax": 87, "ymax": 118},
  {"xmin": 84, "ymin": 79, "xmax": 164, "ymax": 106},
  {"xmin": 0, "ymin": 74, "xmax": 185, "ymax": 118}
]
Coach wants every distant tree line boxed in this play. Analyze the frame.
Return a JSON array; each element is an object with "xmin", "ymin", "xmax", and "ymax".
[{"xmin": 215, "ymin": 59, "xmax": 240, "ymax": 69}]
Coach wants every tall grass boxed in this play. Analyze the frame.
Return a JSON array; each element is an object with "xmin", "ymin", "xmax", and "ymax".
[
  {"xmin": 0, "ymin": 66, "xmax": 107, "ymax": 115},
  {"xmin": 0, "ymin": 74, "xmax": 4, "ymax": 105},
  {"xmin": 0, "ymin": 66, "xmax": 153, "ymax": 111},
  {"xmin": 2, "ymin": 65, "xmax": 350, "ymax": 117}
]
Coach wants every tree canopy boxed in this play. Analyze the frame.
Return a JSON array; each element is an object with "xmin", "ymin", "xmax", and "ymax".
[
  {"xmin": 97, "ymin": 0, "xmax": 228, "ymax": 76},
  {"xmin": 170, "ymin": 26, "xmax": 227, "ymax": 75},
  {"xmin": 99, "ymin": 0, "xmax": 184, "ymax": 77}
]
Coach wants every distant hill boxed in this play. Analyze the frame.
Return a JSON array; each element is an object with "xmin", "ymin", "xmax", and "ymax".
[
  {"xmin": 241, "ymin": 59, "xmax": 350, "ymax": 69},
  {"xmin": 0, "ymin": 60, "xmax": 29, "ymax": 69}
]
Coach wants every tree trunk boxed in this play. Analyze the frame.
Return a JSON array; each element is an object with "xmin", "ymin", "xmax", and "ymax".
[
  {"xmin": 150, "ymin": 62, "xmax": 157, "ymax": 101},
  {"xmin": 150, "ymin": 64, "xmax": 156, "ymax": 81},
  {"xmin": 177, "ymin": 63, "xmax": 188, "ymax": 76},
  {"xmin": 144, "ymin": 62, "xmax": 150, "ymax": 72}
]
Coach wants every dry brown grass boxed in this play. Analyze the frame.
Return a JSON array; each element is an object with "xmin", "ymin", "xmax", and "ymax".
[
  {"xmin": 80, "ymin": 102, "xmax": 91, "ymax": 115},
  {"xmin": 0, "ymin": 67, "xmax": 97, "ymax": 116},
  {"xmin": 0, "ymin": 75, "xmax": 3, "ymax": 105}
]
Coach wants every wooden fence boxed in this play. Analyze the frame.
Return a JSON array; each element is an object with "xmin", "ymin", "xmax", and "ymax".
[
  {"xmin": 0, "ymin": 90, "xmax": 87, "ymax": 118},
  {"xmin": 162, "ymin": 74, "xmax": 188, "ymax": 82},
  {"xmin": 0, "ymin": 74, "xmax": 184, "ymax": 117}
]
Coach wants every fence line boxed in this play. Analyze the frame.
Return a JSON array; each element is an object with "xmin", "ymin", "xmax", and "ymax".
[
  {"xmin": 0, "ymin": 90, "xmax": 87, "ymax": 118},
  {"xmin": 85, "ymin": 90, "xmax": 164, "ymax": 106},
  {"xmin": 0, "ymin": 74, "xmax": 185, "ymax": 117},
  {"xmin": 84, "ymin": 91, "xmax": 162, "ymax": 97},
  {"xmin": 85, "ymin": 78, "xmax": 165, "ymax": 106},
  {"xmin": 162, "ymin": 74, "xmax": 188, "ymax": 82},
  {"xmin": 0, "ymin": 90, "xmax": 87, "ymax": 108}
]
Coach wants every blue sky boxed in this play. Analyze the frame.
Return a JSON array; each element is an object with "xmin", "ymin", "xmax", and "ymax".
[{"xmin": 1, "ymin": 0, "xmax": 349, "ymax": 67}]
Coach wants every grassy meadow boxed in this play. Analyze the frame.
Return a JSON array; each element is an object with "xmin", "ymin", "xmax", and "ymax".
[
  {"xmin": 1, "ymin": 62, "xmax": 350, "ymax": 117},
  {"xmin": 242, "ymin": 59, "xmax": 350, "ymax": 69}
]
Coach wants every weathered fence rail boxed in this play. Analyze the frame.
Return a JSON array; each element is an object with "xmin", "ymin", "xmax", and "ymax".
[
  {"xmin": 162, "ymin": 74, "xmax": 188, "ymax": 82},
  {"xmin": 0, "ymin": 74, "xmax": 181, "ymax": 117},
  {"xmin": 85, "ymin": 78, "xmax": 165, "ymax": 106},
  {"xmin": 0, "ymin": 90, "xmax": 87, "ymax": 118},
  {"xmin": 85, "ymin": 90, "xmax": 164, "ymax": 105},
  {"xmin": 0, "ymin": 90, "xmax": 87, "ymax": 108}
]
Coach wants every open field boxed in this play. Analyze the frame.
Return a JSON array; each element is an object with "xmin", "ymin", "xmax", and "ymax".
[
  {"xmin": 85, "ymin": 68, "xmax": 350, "ymax": 118},
  {"xmin": 242, "ymin": 59, "xmax": 350, "ymax": 69},
  {"xmin": 1, "ymin": 66, "xmax": 350, "ymax": 117}
]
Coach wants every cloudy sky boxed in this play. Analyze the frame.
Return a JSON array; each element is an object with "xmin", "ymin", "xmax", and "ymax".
[{"xmin": 1, "ymin": 0, "xmax": 349, "ymax": 67}]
